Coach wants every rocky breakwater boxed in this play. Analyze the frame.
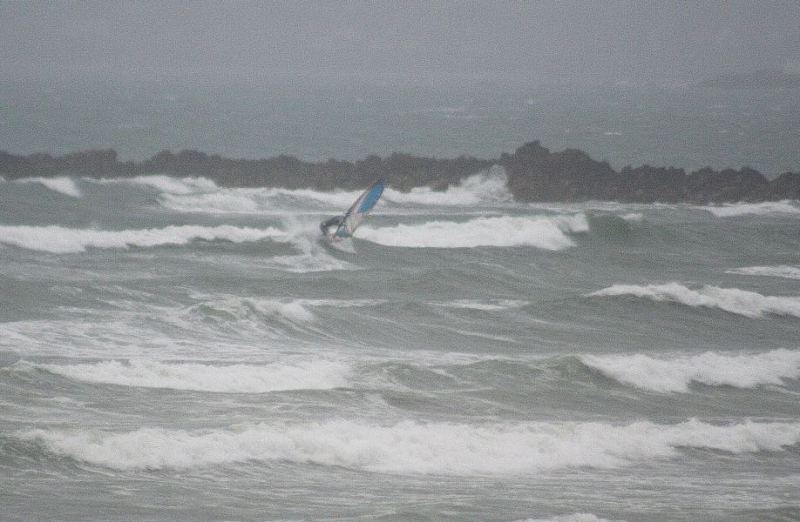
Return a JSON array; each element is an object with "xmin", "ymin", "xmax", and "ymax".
[{"xmin": 2, "ymin": 141, "xmax": 798, "ymax": 203}]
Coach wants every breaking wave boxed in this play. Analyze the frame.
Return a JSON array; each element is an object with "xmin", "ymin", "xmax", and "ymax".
[
  {"xmin": 726, "ymin": 265, "xmax": 800, "ymax": 280},
  {"xmin": 184, "ymin": 295, "xmax": 384, "ymax": 339},
  {"xmin": 38, "ymin": 359, "xmax": 351, "ymax": 393},
  {"xmin": 383, "ymin": 167, "xmax": 511, "ymax": 206},
  {"xmin": 589, "ymin": 283, "xmax": 800, "ymax": 318},
  {"xmin": 358, "ymin": 214, "xmax": 589, "ymax": 249},
  {"xmin": 581, "ymin": 349, "xmax": 800, "ymax": 393},
  {"xmin": 89, "ymin": 175, "xmax": 219, "ymax": 195},
  {"xmin": 267, "ymin": 220, "xmax": 355, "ymax": 272},
  {"xmin": 21, "ymin": 418, "xmax": 800, "ymax": 473},
  {"xmin": 188, "ymin": 294, "xmax": 381, "ymax": 322},
  {"xmin": 157, "ymin": 169, "xmax": 510, "ymax": 214},
  {"xmin": 701, "ymin": 200, "xmax": 800, "ymax": 217},
  {"xmin": 160, "ymin": 186, "xmax": 359, "ymax": 214},
  {"xmin": 189, "ymin": 296, "xmax": 317, "ymax": 325},
  {"xmin": 0, "ymin": 224, "xmax": 286, "ymax": 253},
  {"xmin": 15, "ymin": 176, "xmax": 82, "ymax": 197}
]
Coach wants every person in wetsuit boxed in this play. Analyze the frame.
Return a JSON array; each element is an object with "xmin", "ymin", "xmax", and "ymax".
[{"xmin": 320, "ymin": 216, "xmax": 343, "ymax": 237}]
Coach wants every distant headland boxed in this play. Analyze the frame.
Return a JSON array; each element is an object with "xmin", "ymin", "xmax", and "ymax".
[{"xmin": 1, "ymin": 141, "xmax": 798, "ymax": 203}]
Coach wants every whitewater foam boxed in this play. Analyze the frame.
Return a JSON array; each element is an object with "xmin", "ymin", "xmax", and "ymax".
[
  {"xmin": 160, "ymin": 186, "xmax": 361, "ymax": 214},
  {"xmin": 189, "ymin": 296, "xmax": 317, "ymax": 324},
  {"xmin": 22, "ymin": 418, "xmax": 800, "ymax": 473},
  {"xmin": 382, "ymin": 168, "xmax": 511, "ymax": 206},
  {"xmin": 619, "ymin": 213, "xmax": 643, "ymax": 222},
  {"xmin": 582, "ymin": 349, "xmax": 800, "ymax": 393},
  {"xmin": 159, "ymin": 169, "xmax": 510, "ymax": 214},
  {"xmin": 358, "ymin": 214, "xmax": 588, "ymax": 249},
  {"xmin": 701, "ymin": 200, "xmax": 800, "ymax": 217},
  {"xmin": 90, "ymin": 175, "xmax": 219, "ymax": 194},
  {"xmin": 726, "ymin": 265, "xmax": 800, "ymax": 280},
  {"xmin": 39, "ymin": 359, "xmax": 351, "ymax": 392},
  {"xmin": 268, "ymin": 219, "xmax": 355, "ymax": 272},
  {"xmin": 15, "ymin": 176, "xmax": 82, "ymax": 197},
  {"xmin": 589, "ymin": 283, "xmax": 800, "ymax": 318},
  {"xmin": 0, "ymin": 224, "xmax": 287, "ymax": 253}
]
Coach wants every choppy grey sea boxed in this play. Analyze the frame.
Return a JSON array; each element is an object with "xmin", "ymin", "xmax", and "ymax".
[{"xmin": 1, "ymin": 170, "xmax": 799, "ymax": 520}]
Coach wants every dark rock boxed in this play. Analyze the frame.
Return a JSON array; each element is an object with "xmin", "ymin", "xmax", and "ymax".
[
  {"xmin": 765, "ymin": 172, "xmax": 800, "ymax": 200},
  {"xmin": 686, "ymin": 167, "xmax": 768, "ymax": 203},
  {"xmin": 1, "ymin": 141, "xmax": 797, "ymax": 203}
]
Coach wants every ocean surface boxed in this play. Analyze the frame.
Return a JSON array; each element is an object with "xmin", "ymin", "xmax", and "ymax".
[
  {"xmin": 1, "ymin": 171, "xmax": 799, "ymax": 521},
  {"xmin": 3, "ymin": 81, "xmax": 800, "ymax": 177}
]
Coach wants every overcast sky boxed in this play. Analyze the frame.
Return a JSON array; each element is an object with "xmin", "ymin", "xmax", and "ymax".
[{"xmin": 2, "ymin": 1, "xmax": 799, "ymax": 86}]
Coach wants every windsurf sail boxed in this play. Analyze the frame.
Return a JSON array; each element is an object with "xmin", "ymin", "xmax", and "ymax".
[{"xmin": 327, "ymin": 181, "xmax": 384, "ymax": 240}]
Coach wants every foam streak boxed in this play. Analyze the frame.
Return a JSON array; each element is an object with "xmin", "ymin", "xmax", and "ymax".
[
  {"xmin": 0, "ymin": 224, "xmax": 286, "ymax": 253},
  {"xmin": 589, "ymin": 283, "xmax": 800, "ymax": 318},
  {"xmin": 40, "ymin": 359, "xmax": 350, "ymax": 392},
  {"xmin": 727, "ymin": 265, "xmax": 800, "ymax": 280}
]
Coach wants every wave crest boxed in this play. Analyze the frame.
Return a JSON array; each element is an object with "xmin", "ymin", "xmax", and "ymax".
[
  {"xmin": 701, "ymin": 200, "xmax": 800, "ymax": 217},
  {"xmin": 15, "ymin": 177, "xmax": 82, "ymax": 197},
  {"xmin": 589, "ymin": 282, "xmax": 800, "ymax": 318},
  {"xmin": 157, "ymin": 169, "xmax": 509, "ymax": 214},
  {"xmin": 726, "ymin": 265, "xmax": 800, "ymax": 280},
  {"xmin": 358, "ymin": 214, "xmax": 588, "ymax": 249},
  {"xmin": 581, "ymin": 349, "xmax": 800, "ymax": 393},
  {"xmin": 383, "ymin": 167, "xmax": 511, "ymax": 206},
  {"xmin": 0, "ymin": 224, "xmax": 286, "ymax": 253},
  {"xmin": 189, "ymin": 296, "xmax": 316, "ymax": 324},
  {"xmin": 90, "ymin": 175, "xmax": 219, "ymax": 195},
  {"xmin": 21, "ymin": 418, "xmax": 800, "ymax": 473},
  {"xmin": 38, "ymin": 359, "xmax": 350, "ymax": 393}
]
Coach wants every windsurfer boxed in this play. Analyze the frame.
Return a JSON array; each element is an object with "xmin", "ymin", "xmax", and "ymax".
[
  {"xmin": 320, "ymin": 216, "xmax": 343, "ymax": 237},
  {"xmin": 319, "ymin": 181, "xmax": 384, "ymax": 242}
]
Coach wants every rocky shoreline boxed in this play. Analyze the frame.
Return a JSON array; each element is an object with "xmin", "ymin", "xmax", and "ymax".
[{"xmin": 2, "ymin": 141, "xmax": 798, "ymax": 203}]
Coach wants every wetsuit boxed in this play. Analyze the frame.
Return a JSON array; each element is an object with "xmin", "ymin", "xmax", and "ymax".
[{"xmin": 320, "ymin": 216, "xmax": 343, "ymax": 236}]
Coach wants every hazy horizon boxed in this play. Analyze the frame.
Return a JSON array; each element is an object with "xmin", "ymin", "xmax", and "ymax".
[
  {"xmin": 3, "ymin": 2, "xmax": 800, "ymax": 175},
  {"xmin": 3, "ymin": 1, "xmax": 800, "ymax": 87}
]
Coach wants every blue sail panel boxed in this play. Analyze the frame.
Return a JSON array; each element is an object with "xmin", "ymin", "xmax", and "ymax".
[
  {"xmin": 333, "ymin": 181, "xmax": 384, "ymax": 239},
  {"xmin": 356, "ymin": 182, "xmax": 385, "ymax": 214}
]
